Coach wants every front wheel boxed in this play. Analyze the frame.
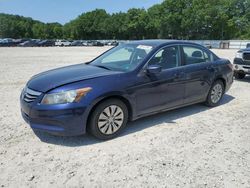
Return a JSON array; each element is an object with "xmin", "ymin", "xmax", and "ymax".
[
  {"xmin": 88, "ymin": 99, "xmax": 128, "ymax": 140},
  {"xmin": 205, "ymin": 80, "xmax": 224, "ymax": 107}
]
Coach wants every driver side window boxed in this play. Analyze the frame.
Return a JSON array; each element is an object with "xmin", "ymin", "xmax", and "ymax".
[{"xmin": 148, "ymin": 46, "xmax": 180, "ymax": 70}]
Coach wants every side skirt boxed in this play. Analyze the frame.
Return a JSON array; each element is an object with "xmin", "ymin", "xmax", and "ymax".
[{"xmin": 131, "ymin": 99, "xmax": 205, "ymax": 121}]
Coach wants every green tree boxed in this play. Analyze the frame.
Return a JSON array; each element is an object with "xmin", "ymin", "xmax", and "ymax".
[
  {"xmin": 105, "ymin": 12, "xmax": 128, "ymax": 39},
  {"xmin": 147, "ymin": 4, "xmax": 163, "ymax": 39},
  {"xmin": 65, "ymin": 9, "xmax": 110, "ymax": 39},
  {"xmin": 125, "ymin": 8, "xmax": 148, "ymax": 40},
  {"xmin": 1, "ymin": 0, "xmax": 250, "ymax": 40}
]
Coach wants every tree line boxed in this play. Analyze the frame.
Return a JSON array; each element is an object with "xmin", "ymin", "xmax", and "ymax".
[{"xmin": 0, "ymin": 0, "xmax": 250, "ymax": 40}]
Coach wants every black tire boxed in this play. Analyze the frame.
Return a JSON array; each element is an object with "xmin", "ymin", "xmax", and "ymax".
[
  {"xmin": 234, "ymin": 72, "xmax": 245, "ymax": 79},
  {"xmin": 205, "ymin": 80, "xmax": 225, "ymax": 107},
  {"xmin": 88, "ymin": 99, "xmax": 128, "ymax": 140}
]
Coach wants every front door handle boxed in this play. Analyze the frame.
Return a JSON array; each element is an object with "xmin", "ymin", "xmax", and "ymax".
[{"xmin": 174, "ymin": 72, "xmax": 186, "ymax": 80}]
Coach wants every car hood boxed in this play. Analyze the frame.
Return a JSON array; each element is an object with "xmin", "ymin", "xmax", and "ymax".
[
  {"xmin": 27, "ymin": 64, "xmax": 120, "ymax": 92},
  {"xmin": 238, "ymin": 48, "xmax": 250, "ymax": 53}
]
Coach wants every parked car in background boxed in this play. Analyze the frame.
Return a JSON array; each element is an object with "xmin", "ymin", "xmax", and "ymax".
[
  {"xmin": 20, "ymin": 40, "xmax": 233, "ymax": 140},
  {"xmin": 12, "ymin": 39, "xmax": 28, "ymax": 46},
  {"xmin": 0, "ymin": 38, "xmax": 14, "ymax": 47},
  {"xmin": 0, "ymin": 38, "xmax": 33, "ymax": 47},
  {"xmin": 106, "ymin": 41, "xmax": 119, "ymax": 46},
  {"xmin": 55, "ymin": 40, "xmax": 71, "ymax": 47},
  {"xmin": 82, "ymin": 41, "xmax": 88, "ymax": 46},
  {"xmin": 18, "ymin": 39, "xmax": 40, "ymax": 47},
  {"xmin": 111, "ymin": 41, "xmax": 119, "ymax": 46},
  {"xmin": 92, "ymin": 41, "xmax": 104, "ymax": 46},
  {"xmin": 86, "ymin": 41, "xmax": 94, "ymax": 46},
  {"xmin": 84, "ymin": 40, "xmax": 104, "ymax": 46},
  {"xmin": 102, "ymin": 40, "xmax": 118, "ymax": 46},
  {"xmin": 38, "ymin": 40, "xmax": 55, "ymax": 47},
  {"xmin": 246, "ymin": 43, "xmax": 250, "ymax": 48},
  {"xmin": 233, "ymin": 47, "xmax": 250, "ymax": 79},
  {"xmin": 71, "ymin": 40, "xmax": 84, "ymax": 46}
]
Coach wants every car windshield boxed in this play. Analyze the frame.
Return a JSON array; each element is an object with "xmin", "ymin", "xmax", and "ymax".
[{"xmin": 90, "ymin": 44, "xmax": 154, "ymax": 72}]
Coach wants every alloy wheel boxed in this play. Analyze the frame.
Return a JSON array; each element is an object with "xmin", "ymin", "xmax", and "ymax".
[
  {"xmin": 211, "ymin": 83, "xmax": 223, "ymax": 104},
  {"xmin": 97, "ymin": 105, "xmax": 124, "ymax": 135}
]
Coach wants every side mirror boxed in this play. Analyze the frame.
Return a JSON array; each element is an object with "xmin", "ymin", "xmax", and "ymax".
[{"xmin": 146, "ymin": 64, "xmax": 162, "ymax": 75}]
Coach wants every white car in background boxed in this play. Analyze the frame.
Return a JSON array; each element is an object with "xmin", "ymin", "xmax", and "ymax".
[
  {"xmin": 233, "ymin": 47, "xmax": 250, "ymax": 79},
  {"xmin": 55, "ymin": 40, "xmax": 71, "ymax": 47}
]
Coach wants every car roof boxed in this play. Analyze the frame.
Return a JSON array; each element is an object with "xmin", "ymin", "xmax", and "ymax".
[{"xmin": 126, "ymin": 39, "xmax": 201, "ymax": 48}]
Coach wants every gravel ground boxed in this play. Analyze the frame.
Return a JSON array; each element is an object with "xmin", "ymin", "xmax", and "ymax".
[{"xmin": 0, "ymin": 47, "xmax": 249, "ymax": 188}]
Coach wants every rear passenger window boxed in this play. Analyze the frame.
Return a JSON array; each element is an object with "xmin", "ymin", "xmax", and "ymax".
[{"xmin": 183, "ymin": 46, "xmax": 212, "ymax": 65}]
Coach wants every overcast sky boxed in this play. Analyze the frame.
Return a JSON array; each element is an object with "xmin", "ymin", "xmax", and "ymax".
[{"xmin": 0, "ymin": 0, "xmax": 163, "ymax": 24}]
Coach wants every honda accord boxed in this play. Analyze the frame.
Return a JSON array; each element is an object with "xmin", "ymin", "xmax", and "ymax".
[{"xmin": 20, "ymin": 40, "xmax": 233, "ymax": 140}]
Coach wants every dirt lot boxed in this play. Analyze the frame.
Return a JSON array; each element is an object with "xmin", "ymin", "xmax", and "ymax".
[{"xmin": 0, "ymin": 47, "xmax": 249, "ymax": 188}]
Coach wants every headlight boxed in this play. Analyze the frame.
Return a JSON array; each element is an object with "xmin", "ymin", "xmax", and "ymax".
[
  {"xmin": 235, "ymin": 52, "xmax": 243, "ymax": 58},
  {"xmin": 41, "ymin": 87, "xmax": 92, "ymax": 105}
]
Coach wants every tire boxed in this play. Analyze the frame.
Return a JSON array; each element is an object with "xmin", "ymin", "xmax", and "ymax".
[
  {"xmin": 234, "ymin": 72, "xmax": 245, "ymax": 79},
  {"xmin": 88, "ymin": 99, "xmax": 128, "ymax": 140},
  {"xmin": 205, "ymin": 80, "xmax": 225, "ymax": 107}
]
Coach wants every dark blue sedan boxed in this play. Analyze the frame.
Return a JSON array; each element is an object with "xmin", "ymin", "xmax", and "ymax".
[{"xmin": 20, "ymin": 40, "xmax": 233, "ymax": 139}]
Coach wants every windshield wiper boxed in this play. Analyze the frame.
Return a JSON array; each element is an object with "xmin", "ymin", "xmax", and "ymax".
[{"xmin": 93, "ymin": 65, "xmax": 112, "ymax": 70}]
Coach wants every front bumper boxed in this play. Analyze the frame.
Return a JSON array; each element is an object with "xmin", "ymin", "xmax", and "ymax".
[
  {"xmin": 233, "ymin": 58, "xmax": 250, "ymax": 74},
  {"xmin": 20, "ymin": 96, "xmax": 88, "ymax": 136},
  {"xmin": 233, "ymin": 64, "xmax": 250, "ymax": 74}
]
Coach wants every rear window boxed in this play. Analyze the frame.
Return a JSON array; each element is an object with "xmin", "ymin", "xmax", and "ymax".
[{"xmin": 183, "ymin": 46, "xmax": 213, "ymax": 65}]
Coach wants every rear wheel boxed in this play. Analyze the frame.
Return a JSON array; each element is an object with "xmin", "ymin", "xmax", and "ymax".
[
  {"xmin": 206, "ymin": 80, "xmax": 224, "ymax": 107},
  {"xmin": 234, "ymin": 72, "xmax": 245, "ymax": 79},
  {"xmin": 88, "ymin": 99, "xmax": 128, "ymax": 140}
]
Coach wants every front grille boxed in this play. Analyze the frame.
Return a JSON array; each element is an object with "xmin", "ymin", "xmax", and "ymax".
[
  {"xmin": 243, "ymin": 52, "xmax": 250, "ymax": 61},
  {"xmin": 23, "ymin": 87, "xmax": 42, "ymax": 103},
  {"xmin": 243, "ymin": 66, "xmax": 250, "ymax": 69}
]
